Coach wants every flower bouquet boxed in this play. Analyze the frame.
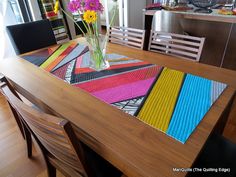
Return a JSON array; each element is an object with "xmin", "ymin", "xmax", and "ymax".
[{"xmin": 54, "ymin": 0, "xmax": 117, "ymax": 71}]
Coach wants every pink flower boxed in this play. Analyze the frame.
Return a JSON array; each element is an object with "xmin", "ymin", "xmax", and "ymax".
[
  {"xmin": 68, "ymin": 0, "xmax": 82, "ymax": 13},
  {"xmin": 85, "ymin": 0, "xmax": 103, "ymax": 12},
  {"xmin": 98, "ymin": 2, "xmax": 104, "ymax": 12}
]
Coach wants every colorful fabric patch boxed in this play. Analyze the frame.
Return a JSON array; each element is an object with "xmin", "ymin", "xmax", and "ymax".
[
  {"xmin": 137, "ymin": 68, "xmax": 185, "ymax": 132},
  {"xmin": 52, "ymin": 45, "xmax": 88, "ymax": 72},
  {"xmin": 112, "ymin": 97, "xmax": 145, "ymax": 116},
  {"xmin": 166, "ymin": 74, "xmax": 212, "ymax": 143},
  {"xmin": 21, "ymin": 46, "xmax": 59, "ymax": 66},
  {"xmin": 44, "ymin": 43, "xmax": 78, "ymax": 72},
  {"xmin": 40, "ymin": 42, "xmax": 75, "ymax": 69}
]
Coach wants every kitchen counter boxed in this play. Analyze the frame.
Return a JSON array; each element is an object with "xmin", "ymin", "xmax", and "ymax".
[
  {"xmin": 144, "ymin": 8, "xmax": 236, "ymax": 23},
  {"xmin": 143, "ymin": 8, "xmax": 236, "ymax": 70}
]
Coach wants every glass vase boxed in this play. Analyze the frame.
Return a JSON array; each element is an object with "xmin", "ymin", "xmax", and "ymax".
[{"xmin": 86, "ymin": 34, "xmax": 110, "ymax": 71}]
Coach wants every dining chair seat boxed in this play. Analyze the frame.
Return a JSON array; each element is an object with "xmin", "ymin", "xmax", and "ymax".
[
  {"xmin": 6, "ymin": 19, "xmax": 57, "ymax": 55},
  {"xmin": 148, "ymin": 31, "xmax": 205, "ymax": 62},
  {"xmin": 109, "ymin": 26, "xmax": 145, "ymax": 50},
  {"xmin": 189, "ymin": 133, "xmax": 236, "ymax": 177}
]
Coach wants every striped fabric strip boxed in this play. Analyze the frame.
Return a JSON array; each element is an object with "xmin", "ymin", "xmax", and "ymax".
[
  {"xmin": 70, "ymin": 64, "xmax": 153, "ymax": 84},
  {"xmin": 44, "ymin": 43, "xmax": 78, "ymax": 72},
  {"xmin": 167, "ymin": 74, "xmax": 211, "ymax": 143},
  {"xmin": 48, "ymin": 46, "xmax": 59, "ymax": 55},
  {"xmin": 52, "ymin": 45, "xmax": 88, "ymax": 72},
  {"xmin": 92, "ymin": 78, "xmax": 156, "ymax": 104},
  {"xmin": 75, "ymin": 60, "xmax": 150, "ymax": 75},
  {"xmin": 21, "ymin": 46, "xmax": 59, "ymax": 66},
  {"xmin": 106, "ymin": 53, "xmax": 127, "ymax": 60},
  {"xmin": 75, "ymin": 65, "xmax": 162, "ymax": 92},
  {"xmin": 137, "ymin": 68, "xmax": 185, "ymax": 132},
  {"xmin": 211, "ymin": 81, "xmax": 227, "ymax": 105},
  {"xmin": 74, "ymin": 52, "xmax": 138, "ymax": 74},
  {"xmin": 108, "ymin": 58, "xmax": 141, "ymax": 66},
  {"xmin": 75, "ymin": 55, "xmax": 83, "ymax": 69},
  {"xmin": 40, "ymin": 42, "xmax": 74, "ymax": 69},
  {"xmin": 52, "ymin": 62, "xmax": 71, "ymax": 80}
]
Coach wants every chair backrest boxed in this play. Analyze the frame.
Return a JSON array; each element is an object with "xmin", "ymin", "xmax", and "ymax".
[
  {"xmin": 6, "ymin": 19, "xmax": 57, "ymax": 55},
  {"xmin": 0, "ymin": 81, "xmax": 88, "ymax": 176},
  {"xmin": 109, "ymin": 26, "xmax": 145, "ymax": 50},
  {"xmin": 148, "ymin": 31, "xmax": 205, "ymax": 62}
]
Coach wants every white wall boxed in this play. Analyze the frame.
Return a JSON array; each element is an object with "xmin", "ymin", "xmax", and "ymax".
[{"xmin": 128, "ymin": 0, "xmax": 146, "ymax": 29}]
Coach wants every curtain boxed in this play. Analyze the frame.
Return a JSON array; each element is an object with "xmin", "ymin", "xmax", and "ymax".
[{"xmin": 0, "ymin": 0, "xmax": 17, "ymax": 60}]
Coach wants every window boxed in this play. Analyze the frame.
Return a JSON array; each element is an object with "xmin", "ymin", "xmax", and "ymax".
[{"xmin": 8, "ymin": 0, "xmax": 23, "ymax": 23}]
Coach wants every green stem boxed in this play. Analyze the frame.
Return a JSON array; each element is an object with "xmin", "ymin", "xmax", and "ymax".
[
  {"xmin": 105, "ymin": 5, "xmax": 118, "ymax": 42},
  {"xmin": 76, "ymin": 12, "xmax": 90, "ymax": 34},
  {"xmin": 105, "ymin": 5, "xmax": 118, "ymax": 37},
  {"xmin": 88, "ymin": 24, "xmax": 93, "ymax": 37}
]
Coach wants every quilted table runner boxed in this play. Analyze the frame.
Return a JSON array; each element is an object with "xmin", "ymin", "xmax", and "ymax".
[{"xmin": 22, "ymin": 41, "xmax": 227, "ymax": 143}]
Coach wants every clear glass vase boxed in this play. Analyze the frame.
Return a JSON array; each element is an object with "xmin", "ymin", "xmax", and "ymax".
[{"xmin": 86, "ymin": 34, "xmax": 110, "ymax": 71}]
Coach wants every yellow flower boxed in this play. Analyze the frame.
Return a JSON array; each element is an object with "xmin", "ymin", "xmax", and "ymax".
[
  {"xmin": 54, "ymin": 0, "xmax": 59, "ymax": 14},
  {"xmin": 83, "ymin": 10, "xmax": 97, "ymax": 24}
]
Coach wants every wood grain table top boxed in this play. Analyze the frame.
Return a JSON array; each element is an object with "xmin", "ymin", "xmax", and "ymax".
[{"xmin": 0, "ymin": 38, "xmax": 236, "ymax": 177}]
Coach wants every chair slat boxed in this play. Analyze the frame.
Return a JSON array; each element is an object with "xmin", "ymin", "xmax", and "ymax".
[
  {"xmin": 109, "ymin": 33, "xmax": 143, "ymax": 43},
  {"xmin": 112, "ymin": 26, "xmax": 144, "ymax": 33},
  {"xmin": 150, "ymin": 45, "xmax": 198, "ymax": 58},
  {"xmin": 109, "ymin": 38, "xmax": 142, "ymax": 48},
  {"xmin": 49, "ymin": 155, "xmax": 84, "ymax": 177},
  {"xmin": 153, "ymin": 31, "xmax": 203, "ymax": 41},
  {"xmin": 109, "ymin": 26, "xmax": 145, "ymax": 50},
  {"xmin": 152, "ymin": 36, "xmax": 201, "ymax": 47},
  {"xmin": 110, "ymin": 29, "xmax": 144, "ymax": 38},
  {"xmin": 151, "ymin": 40, "xmax": 200, "ymax": 52}
]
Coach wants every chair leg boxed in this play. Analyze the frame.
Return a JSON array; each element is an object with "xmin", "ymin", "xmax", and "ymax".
[
  {"xmin": 46, "ymin": 161, "xmax": 56, "ymax": 177},
  {"xmin": 24, "ymin": 126, "xmax": 32, "ymax": 158},
  {"xmin": 8, "ymin": 103, "xmax": 25, "ymax": 139},
  {"xmin": 31, "ymin": 134, "xmax": 56, "ymax": 177}
]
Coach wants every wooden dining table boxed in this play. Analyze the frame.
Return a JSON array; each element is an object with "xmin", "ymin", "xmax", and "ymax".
[{"xmin": 0, "ymin": 38, "xmax": 236, "ymax": 177}]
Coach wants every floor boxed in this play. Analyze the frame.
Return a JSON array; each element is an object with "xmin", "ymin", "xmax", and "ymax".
[{"xmin": 0, "ymin": 92, "xmax": 236, "ymax": 177}]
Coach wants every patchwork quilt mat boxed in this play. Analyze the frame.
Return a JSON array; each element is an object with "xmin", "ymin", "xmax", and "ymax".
[{"xmin": 22, "ymin": 41, "xmax": 227, "ymax": 143}]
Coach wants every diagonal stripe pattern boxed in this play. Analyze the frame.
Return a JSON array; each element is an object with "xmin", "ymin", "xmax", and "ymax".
[
  {"xmin": 137, "ymin": 68, "xmax": 185, "ymax": 132},
  {"xmin": 40, "ymin": 42, "xmax": 75, "ymax": 69},
  {"xmin": 166, "ymin": 74, "xmax": 212, "ymax": 143}
]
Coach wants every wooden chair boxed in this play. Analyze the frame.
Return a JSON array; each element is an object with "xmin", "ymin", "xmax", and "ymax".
[
  {"xmin": 148, "ymin": 31, "xmax": 205, "ymax": 62},
  {"xmin": 0, "ymin": 79, "xmax": 122, "ymax": 177},
  {"xmin": 189, "ymin": 133, "xmax": 236, "ymax": 177},
  {"xmin": 108, "ymin": 26, "xmax": 145, "ymax": 50},
  {"xmin": 6, "ymin": 19, "xmax": 57, "ymax": 55}
]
